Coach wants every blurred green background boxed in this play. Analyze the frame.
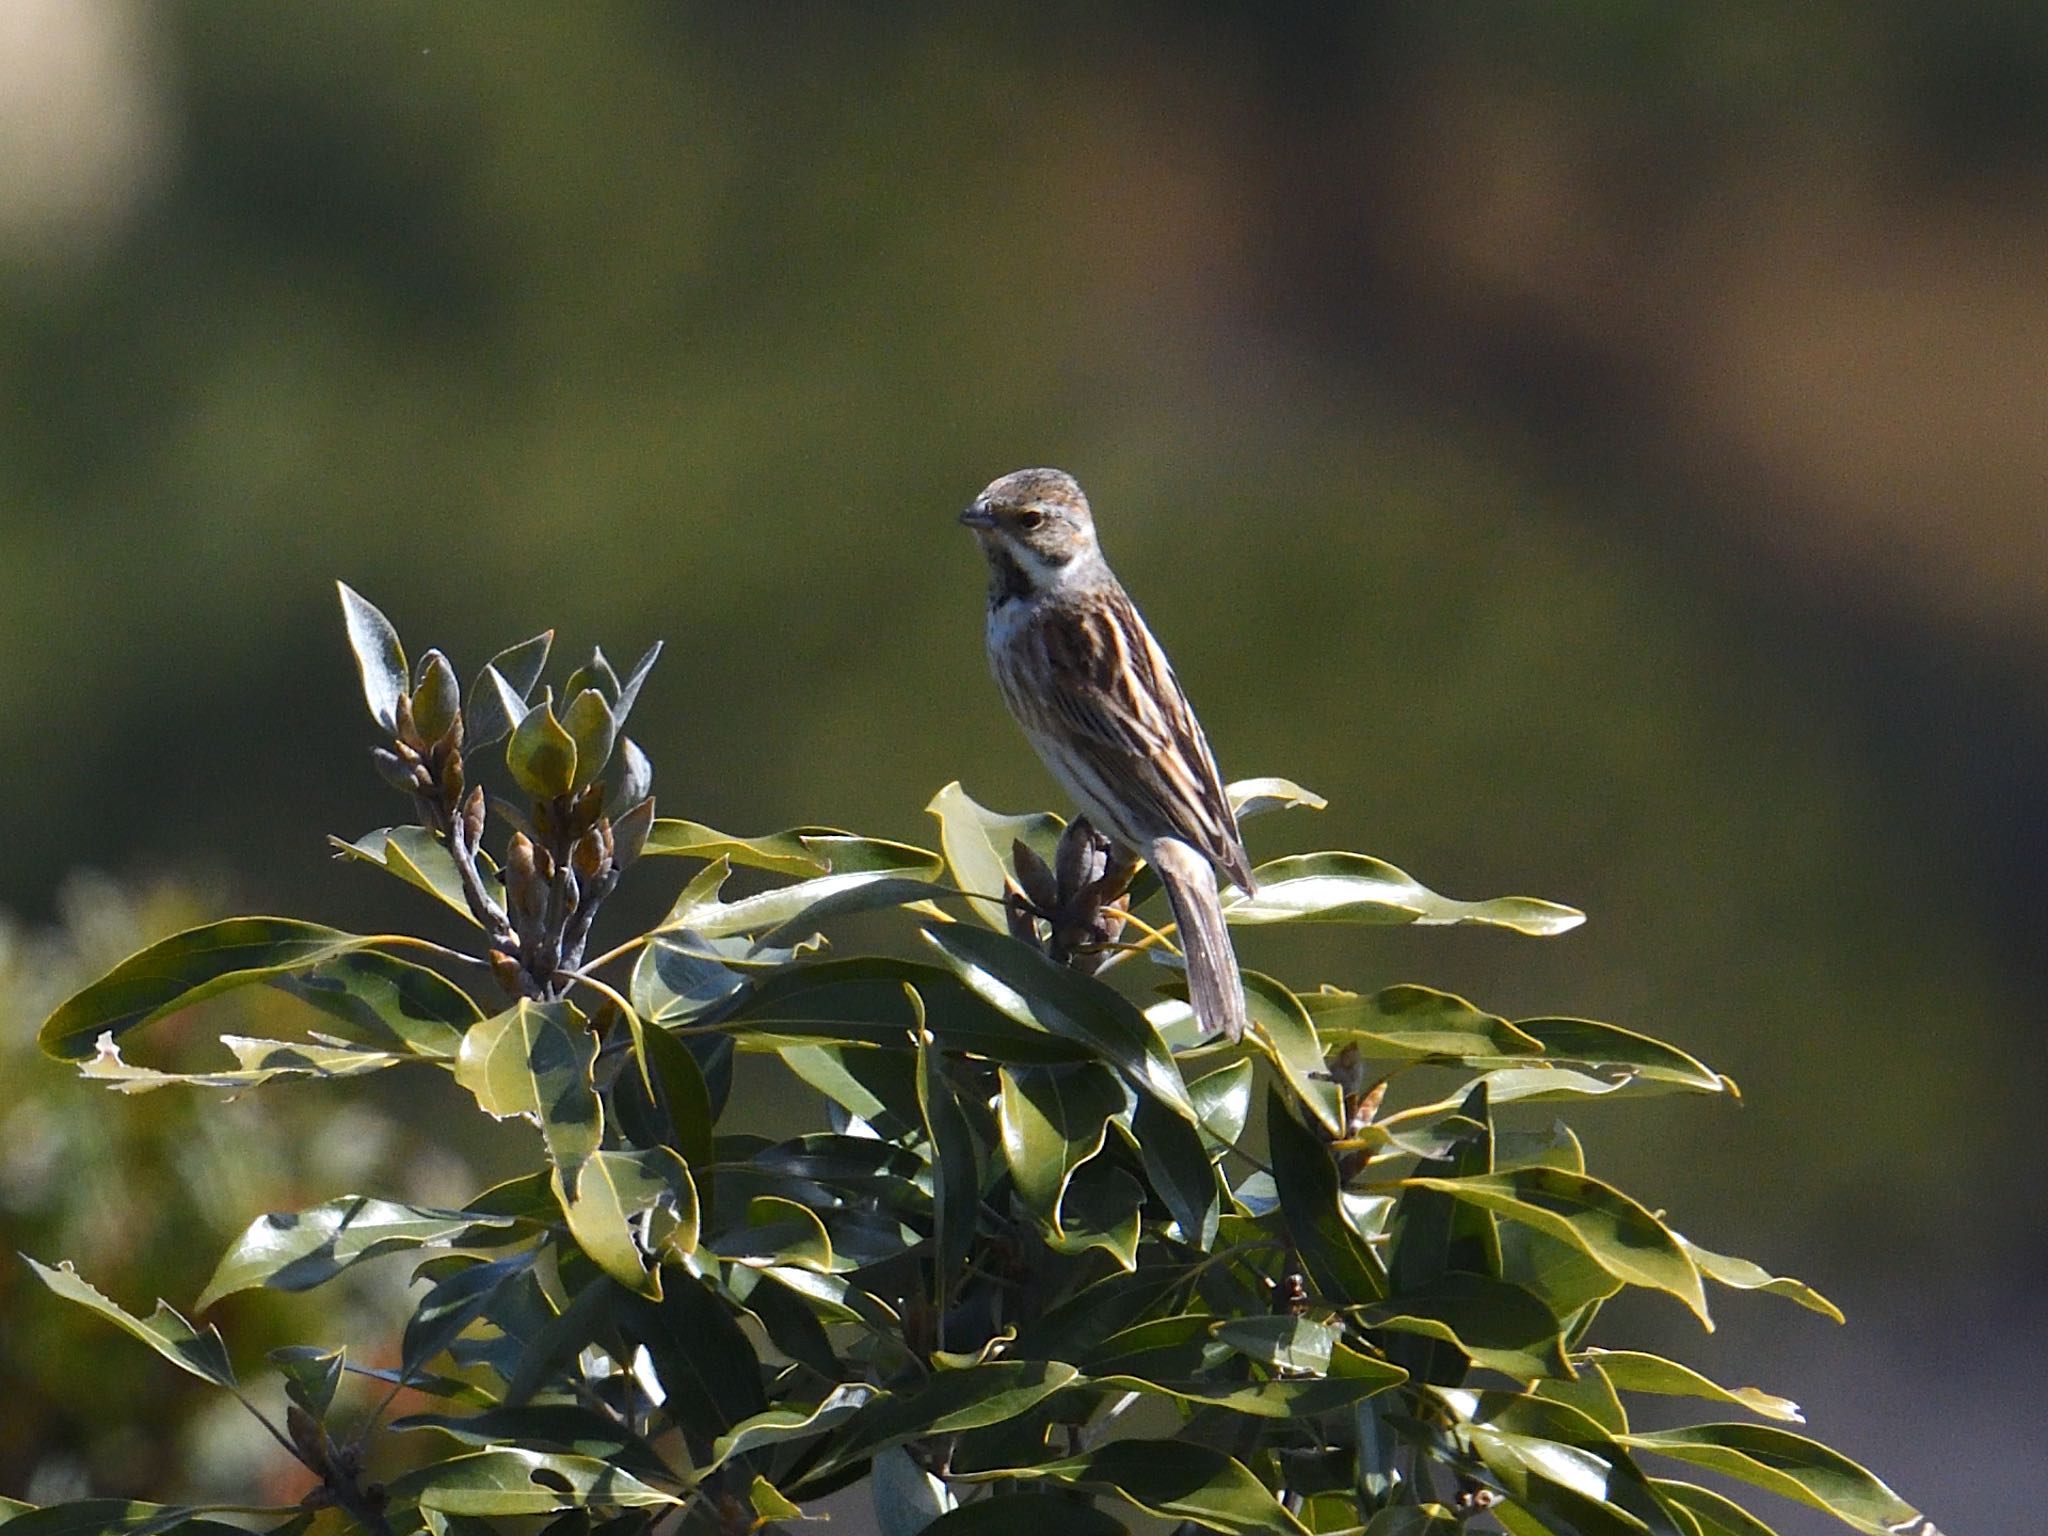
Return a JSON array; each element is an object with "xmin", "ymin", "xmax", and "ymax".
[{"xmin": 2, "ymin": 3, "xmax": 2041, "ymax": 1528}]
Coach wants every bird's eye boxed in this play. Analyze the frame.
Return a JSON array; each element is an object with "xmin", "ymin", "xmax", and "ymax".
[{"xmin": 1016, "ymin": 508, "xmax": 1046, "ymax": 531}]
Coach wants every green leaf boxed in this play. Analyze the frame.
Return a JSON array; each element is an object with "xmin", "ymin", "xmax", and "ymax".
[
  {"xmin": 1226, "ymin": 852, "xmax": 1583, "ymax": 935},
  {"xmin": 918, "ymin": 1012, "xmax": 981, "ymax": 1297},
  {"xmin": 610, "ymin": 641, "xmax": 662, "ymax": 724},
  {"xmin": 1095, "ymin": 1345, "xmax": 1402, "ymax": 1418},
  {"xmin": 330, "ymin": 824, "xmax": 488, "ymax": 931},
  {"xmin": 631, "ymin": 933, "xmax": 746, "ymax": 1024},
  {"xmin": 924, "ymin": 924, "xmax": 1194, "ymax": 1119},
  {"xmin": 1241, "ymin": 971, "xmax": 1344, "ymax": 1136},
  {"xmin": 926, "ymin": 781, "xmax": 1065, "ymax": 929},
  {"xmin": 269, "ymin": 1345, "xmax": 344, "ymax": 1420},
  {"xmin": 873, "ymin": 1445, "xmax": 955, "ymax": 1536},
  {"xmin": 38, "ymin": 917, "xmax": 476, "ymax": 1061},
  {"xmin": 1128, "ymin": 1093, "xmax": 1220, "ymax": 1248},
  {"xmin": 393, "ymin": 1450, "xmax": 679, "ymax": 1515},
  {"xmin": 969, "ymin": 1440, "xmax": 1308, "ymax": 1536},
  {"xmin": 392, "ymin": 1405, "xmax": 671, "ymax": 1479},
  {"xmin": 1366, "ymin": 1272, "xmax": 1570, "ymax": 1380},
  {"xmin": 1265, "ymin": 1088, "xmax": 1385, "ymax": 1304},
  {"xmin": 337, "ymin": 581, "xmax": 407, "ymax": 731},
  {"xmin": 465, "ymin": 629, "xmax": 553, "ymax": 747},
  {"xmin": 1301, "ymin": 984, "xmax": 1543, "ymax": 1059},
  {"xmin": 402, "ymin": 1253, "xmax": 535, "ymax": 1377},
  {"xmin": 198, "ymin": 1197, "xmax": 520, "ymax": 1308},
  {"xmin": 1212, "ymin": 1315, "xmax": 1336, "ymax": 1373},
  {"xmin": 456, "ymin": 1000, "xmax": 601, "ymax": 1165},
  {"xmin": 1406, "ymin": 1169, "xmax": 1709, "ymax": 1325},
  {"xmin": 644, "ymin": 819, "xmax": 941, "ymax": 878},
  {"xmin": 0, "ymin": 1502, "xmax": 266, "ymax": 1536},
  {"xmin": 1621, "ymin": 1425, "xmax": 1923, "ymax": 1536},
  {"xmin": 22, "ymin": 1258, "xmax": 234, "ymax": 1387},
  {"xmin": 1675, "ymin": 1236, "xmax": 1844, "ymax": 1323},
  {"xmin": 1584, "ymin": 1349, "xmax": 1802, "ymax": 1422},
  {"xmin": 1361, "ymin": 1511, "xmax": 1463, "ymax": 1536},
  {"xmin": 1042, "ymin": 1160, "xmax": 1145, "ymax": 1269},
  {"xmin": 705, "ymin": 1384, "xmax": 875, "ymax": 1474},
  {"xmin": 997, "ymin": 1063, "xmax": 1124, "ymax": 1227},
  {"xmin": 76, "ymin": 1032, "xmax": 407, "ymax": 1094},
  {"xmin": 1650, "ymin": 1481, "xmax": 1784, "ymax": 1536},
  {"xmin": 507, "ymin": 698, "xmax": 578, "ymax": 800},
  {"xmin": 686, "ymin": 869, "xmax": 950, "ymax": 945},
  {"xmin": 1188, "ymin": 1058, "xmax": 1254, "ymax": 1150},
  {"xmin": 488, "ymin": 629, "xmax": 555, "ymax": 701},
  {"xmin": 923, "ymin": 1494, "xmax": 1128, "ymax": 1536},
  {"xmin": 1472, "ymin": 1428, "xmax": 1671, "ymax": 1536},
  {"xmin": 562, "ymin": 1147, "xmax": 699, "ymax": 1295},
  {"xmin": 819, "ymin": 1361, "xmax": 1083, "ymax": 1475},
  {"xmin": 1515, "ymin": 1018, "xmax": 1728, "ymax": 1094},
  {"xmin": 413, "ymin": 649, "xmax": 461, "ymax": 742},
  {"xmin": 560, "ymin": 688, "xmax": 618, "ymax": 787},
  {"xmin": 619, "ymin": 1274, "xmax": 768, "ymax": 1447},
  {"xmin": 1226, "ymin": 777, "xmax": 1328, "ymax": 819}
]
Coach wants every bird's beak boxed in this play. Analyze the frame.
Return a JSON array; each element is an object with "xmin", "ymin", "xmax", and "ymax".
[{"xmin": 959, "ymin": 503, "xmax": 996, "ymax": 530}]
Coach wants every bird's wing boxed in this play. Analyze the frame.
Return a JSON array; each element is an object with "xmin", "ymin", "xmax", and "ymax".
[{"xmin": 1032, "ymin": 592, "xmax": 1254, "ymax": 891}]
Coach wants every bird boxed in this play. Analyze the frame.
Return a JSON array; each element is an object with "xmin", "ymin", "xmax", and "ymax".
[{"xmin": 960, "ymin": 467, "xmax": 1254, "ymax": 1042}]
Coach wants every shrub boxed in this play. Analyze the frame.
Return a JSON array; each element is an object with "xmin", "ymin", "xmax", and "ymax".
[{"xmin": 17, "ymin": 587, "xmax": 1940, "ymax": 1536}]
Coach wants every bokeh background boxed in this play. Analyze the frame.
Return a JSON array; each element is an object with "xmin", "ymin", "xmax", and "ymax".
[{"xmin": 1, "ymin": 3, "xmax": 2041, "ymax": 1528}]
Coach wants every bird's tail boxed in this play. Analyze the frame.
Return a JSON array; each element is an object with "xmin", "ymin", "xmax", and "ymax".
[{"xmin": 1150, "ymin": 837, "xmax": 1249, "ymax": 1043}]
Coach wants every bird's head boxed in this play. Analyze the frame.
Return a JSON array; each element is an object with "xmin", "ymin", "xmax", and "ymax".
[{"xmin": 960, "ymin": 468, "xmax": 1099, "ymax": 585}]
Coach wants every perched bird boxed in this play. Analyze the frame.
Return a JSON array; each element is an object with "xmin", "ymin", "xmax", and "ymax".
[{"xmin": 961, "ymin": 467, "xmax": 1253, "ymax": 1042}]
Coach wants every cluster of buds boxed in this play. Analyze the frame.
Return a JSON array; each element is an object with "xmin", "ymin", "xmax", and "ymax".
[
  {"xmin": 1323, "ymin": 1039, "xmax": 1388, "ymax": 1181},
  {"xmin": 368, "ymin": 649, "xmax": 466, "ymax": 835},
  {"xmin": 491, "ymin": 781, "xmax": 621, "ymax": 996},
  {"xmin": 1003, "ymin": 817, "xmax": 1143, "ymax": 974}
]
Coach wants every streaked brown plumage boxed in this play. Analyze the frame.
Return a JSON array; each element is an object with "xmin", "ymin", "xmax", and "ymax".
[{"xmin": 961, "ymin": 467, "xmax": 1253, "ymax": 1041}]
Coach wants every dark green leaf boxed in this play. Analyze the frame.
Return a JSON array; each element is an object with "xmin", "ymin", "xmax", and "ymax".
[
  {"xmin": 22, "ymin": 1259, "xmax": 234, "ymax": 1387},
  {"xmin": 1621, "ymin": 1424, "xmax": 1923, "ymax": 1536},
  {"xmin": 704, "ymin": 1384, "xmax": 875, "ymax": 1473},
  {"xmin": 467, "ymin": 650, "xmax": 544, "ymax": 749},
  {"xmin": 269, "ymin": 1345, "xmax": 344, "ymax": 1420},
  {"xmin": 0, "ymin": 1501, "xmax": 262, "ymax": 1536},
  {"xmin": 997, "ymin": 1063, "xmax": 1124, "ymax": 1224},
  {"xmin": 1365, "ymin": 1272, "xmax": 1570, "ymax": 1380},
  {"xmin": 1129, "ymin": 1092, "xmax": 1221, "ymax": 1248},
  {"xmin": 1214, "ymin": 1315, "xmax": 1336, "ymax": 1374},
  {"xmin": 925, "ymin": 781, "xmax": 1066, "ymax": 930},
  {"xmin": 1651, "ymin": 1481, "xmax": 1785, "ymax": 1536},
  {"xmin": 918, "ymin": 1010, "xmax": 981, "ymax": 1300},
  {"xmin": 620, "ymin": 1273, "xmax": 768, "ymax": 1448},
  {"xmin": 818, "ymin": 1362, "xmax": 1082, "ymax": 1476},
  {"xmin": 455, "ymin": 1000, "xmax": 602, "ymax": 1172},
  {"xmin": 1188, "ymin": 1058, "xmax": 1254, "ymax": 1150},
  {"xmin": 631, "ymin": 933, "xmax": 746, "ymax": 1025},
  {"xmin": 402, "ymin": 1253, "xmax": 536, "ymax": 1377},
  {"xmin": 199, "ymin": 1197, "xmax": 519, "ymax": 1308},
  {"xmin": 1225, "ymin": 852, "xmax": 1583, "ymax": 935},
  {"xmin": 611, "ymin": 642, "xmax": 663, "ymax": 725},
  {"xmin": 337, "ymin": 581, "xmax": 407, "ymax": 731},
  {"xmin": 392, "ymin": 1405, "xmax": 671, "ymax": 1478},
  {"xmin": 925, "ymin": 925, "xmax": 1194, "ymax": 1118},
  {"xmin": 1265, "ymin": 1088, "xmax": 1385, "ymax": 1305}
]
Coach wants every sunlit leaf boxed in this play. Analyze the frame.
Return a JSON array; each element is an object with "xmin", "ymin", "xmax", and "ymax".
[
  {"xmin": 1583, "ymin": 1349, "xmax": 1801, "ymax": 1422},
  {"xmin": 560, "ymin": 688, "xmax": 617, "ymax": 787},
  {"xmin": 1651, "ymin": 1481, "xmax": 1786, "ymax": 1536},
  {"xmin": 23, "ymin": 1259, "xmax": 234, "ymax": 1387},
  {"xmin": 198, "ymin": 1197, "xmax": 520, "ymax": 1308},
  {"xmin": 1674, "ymin": 1235, "xmax": 1844, "ymax": 1324},
  {"xmin": 922, "ymin": 1493, "xmax": 1127, "ymax": 1536},
  {"xmin": 77, "ymin": 1032, "xmax": 407, "ymax": 1095},
  {"xmin": 269, "ymin": 1345, "xmax": 344, "ymax": 1421},
  {"xmin": 507, "ymin": 698, "xmax": 578, "ymax": 800},
  {"xmin": 0, "ymin": 1500, "xmax": 265, "ymax": 1536},
  {"xmin": 644, "ymin": 819, "xmax": 941, "ymax": 879},
  {"xmin": 1241, "ymin": 971, "xmax": 1343, "ymax": 1136},
  {"xmin": 1406, "ymin": 1168, "xmax": 1709, "ymax": 1325},
  {"xmin": 562, "ymin": 1147, "xmax": 699, "ymax": 1295},
  {"xmin": 329, "ymin": 824, "xmax": 486, "ymax": 931},
  {"xmin": 997, "ymin": 1063, "xmax": 1124, "ymax": 1228},
  {"xmin": 1226, "ymin": 852, "xmax": 1583, "ymax": 935},
  {"xmin": 1621, "ymin": 1424, "xmax": 1923, "ymax": 1536},
  {"xmin": 1366, "ymin": 1272, "xmax": 1570, "ymax": 1380},
  {"xmin": 1225, "ymin": 777, "xmax": 1328, "ymax": 819},
  {"xmin": 926, "ymin": 782, "xmax": 1064, "ymax": 930},
  {"xmin": 817, "ymin": 1362, "xmax": 1083, "ymax": 1476},
  {"xmin": 1301, "ymin": 984, "xmax": 1543, "ymax": 1059},
  {"xmin": 392, "ymin": 1449, "xmax": 679, "ymax": 1515},
  {"xmin": 39, "ymin": 918, "xmax": 475, "ymax": 1061},
  {"xmin": 337, "ymin": 581, "xmax": 407, "ymax": 731}
]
